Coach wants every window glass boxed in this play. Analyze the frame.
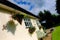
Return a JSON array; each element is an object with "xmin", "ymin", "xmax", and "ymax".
[
  {"xmin": 24, "ymin": 18, "xmax": 30, "ymax": 22},
  {"xmin": 24, "ymin": 18, "xmax": 32, "ymax": 28}
]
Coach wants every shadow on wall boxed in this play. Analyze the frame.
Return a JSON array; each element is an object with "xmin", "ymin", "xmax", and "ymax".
[{"xmin": 6, "ymin": 20, "xmax": 17, "ymax": 35}]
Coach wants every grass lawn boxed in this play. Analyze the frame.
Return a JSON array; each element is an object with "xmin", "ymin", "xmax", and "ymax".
[{"xmin": 52, "ymin": 26, "xmax": 60, "ymax": 40}]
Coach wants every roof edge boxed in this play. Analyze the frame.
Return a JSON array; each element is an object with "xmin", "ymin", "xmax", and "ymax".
[{"xmin": 0, "ymin": 0, "xmax": 40, "ymax": 19}]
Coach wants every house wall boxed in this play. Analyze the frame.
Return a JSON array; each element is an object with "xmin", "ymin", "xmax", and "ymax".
[{"xmin": 0, "ymin": 10, "xmax": 41, "ymax": 40}]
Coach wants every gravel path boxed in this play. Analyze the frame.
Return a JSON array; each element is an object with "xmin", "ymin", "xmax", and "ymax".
[{"xmin": 43, "ymin": 28, "xmax": 54, "ymax": 40}]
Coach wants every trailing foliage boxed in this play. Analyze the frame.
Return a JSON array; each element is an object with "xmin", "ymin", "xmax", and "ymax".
[
  {"xmin": 12, "ymin": 13, "xmax": 24, "ymax": 24},
  {"xmin": 28, "ymin": 27, "xmax": 36, "ymax": 34}
]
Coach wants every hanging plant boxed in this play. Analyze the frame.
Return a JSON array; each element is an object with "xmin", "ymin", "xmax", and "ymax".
[
  {"xmin": 12, "ymin": 14, "xmax": 24, "ymax": 24},
  {"xmin": 39, "ymin": 25, "xmax": 43, "ymax": 29},
  {"xmin": 28, "ymin": 26, "xmax": 36, "ymax": 34}
]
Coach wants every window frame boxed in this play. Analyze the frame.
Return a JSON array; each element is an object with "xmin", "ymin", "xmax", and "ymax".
[
  {"xmin": 36, "ymin": 20, "xmax": 41, "ymax": 27},
  {"xmin": 24, "ymin": 18, "xmax": 32, "ymax": 28}
]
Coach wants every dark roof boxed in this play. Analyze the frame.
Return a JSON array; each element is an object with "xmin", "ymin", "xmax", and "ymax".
[{"xmin": 0, "ymin": 0, "xmax": 40, "ymax": 19}]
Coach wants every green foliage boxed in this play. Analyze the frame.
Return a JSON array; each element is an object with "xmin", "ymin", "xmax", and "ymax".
[
  {"xmin": 56, "ymin": 0, "xmax": 60, "ymax": 14},
  {"xmin": 38, "ymin": 10, "xmax": 60, "ymax": 29},
  {"xmin": 12, "ymin": 13, "xmax": 24, "ymax": 24},
  {"xmin": 38, "ymin": 11, "xmax": 45, "ymax": 21},
  {"xmin": 38, "ymin": 10, "xmax": 53, "ymax": 28},
  {"xmin": 28, "ymin": 27, "xmax": 36, "ymax": 34}
]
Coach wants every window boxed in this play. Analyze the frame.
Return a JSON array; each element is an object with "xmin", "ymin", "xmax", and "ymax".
[
  {"xmin": 36, "ymin": 20, "xmax": 41, "ymax": 27},
  {"xmin": 24, "ymin": 18, "xmax": 32, "ymax": 28}
]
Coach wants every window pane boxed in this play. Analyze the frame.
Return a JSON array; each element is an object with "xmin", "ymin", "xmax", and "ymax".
[
  {"xmin": 24, "ymin": 18, "xmax": 32, "ymax": 27},
  {"xmin": 29, "ymin": 22, "xmax": 32, "ymax": 27},
  {"xmin": 25, "ymin": 22, "xmax": 29, "ymax": 26},
  {"xmin": 24, "ymin": 18, "xmax": 30, "ymax": 22}
]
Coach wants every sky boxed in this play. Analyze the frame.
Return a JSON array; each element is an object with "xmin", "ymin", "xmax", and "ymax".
[{"xmin": 8, "ymin": 0, "xmax": 57, "ymax": 15}]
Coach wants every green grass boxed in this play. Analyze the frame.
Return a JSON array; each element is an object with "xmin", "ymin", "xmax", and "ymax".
[{"xmin": 52, "ymin": 26, "xmax": 60, "ymax": 40}]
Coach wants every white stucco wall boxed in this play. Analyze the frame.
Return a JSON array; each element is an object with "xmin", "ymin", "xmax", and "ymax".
[{"xmin": 0, "ymin": 11, "xmax": 42, "ymax": 40}]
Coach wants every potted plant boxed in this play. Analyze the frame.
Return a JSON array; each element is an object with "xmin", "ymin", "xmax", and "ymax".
[{"xmin": 28, "ymin": 26, "xmax": 36, "ymax": 34}]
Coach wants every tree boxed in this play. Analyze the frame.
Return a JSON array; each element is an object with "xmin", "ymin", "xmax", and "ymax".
[
  {"xmin": 56, "ymin": 0, "xmax": 60, "ymax": 14},
  {"xmin": 56, "ymin": 15, "xmax": 60, "ymax": 23},
  {"xmin": 38, "ymin": 11, "xmax": 45, "ymax": 22},
  {"xmin": 38, "ymin": 10, "xmax": 57, "ymax": 29},
  {"xmin": 44, "ymin": 10, "xmax": 53, "ymax": 28}
]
